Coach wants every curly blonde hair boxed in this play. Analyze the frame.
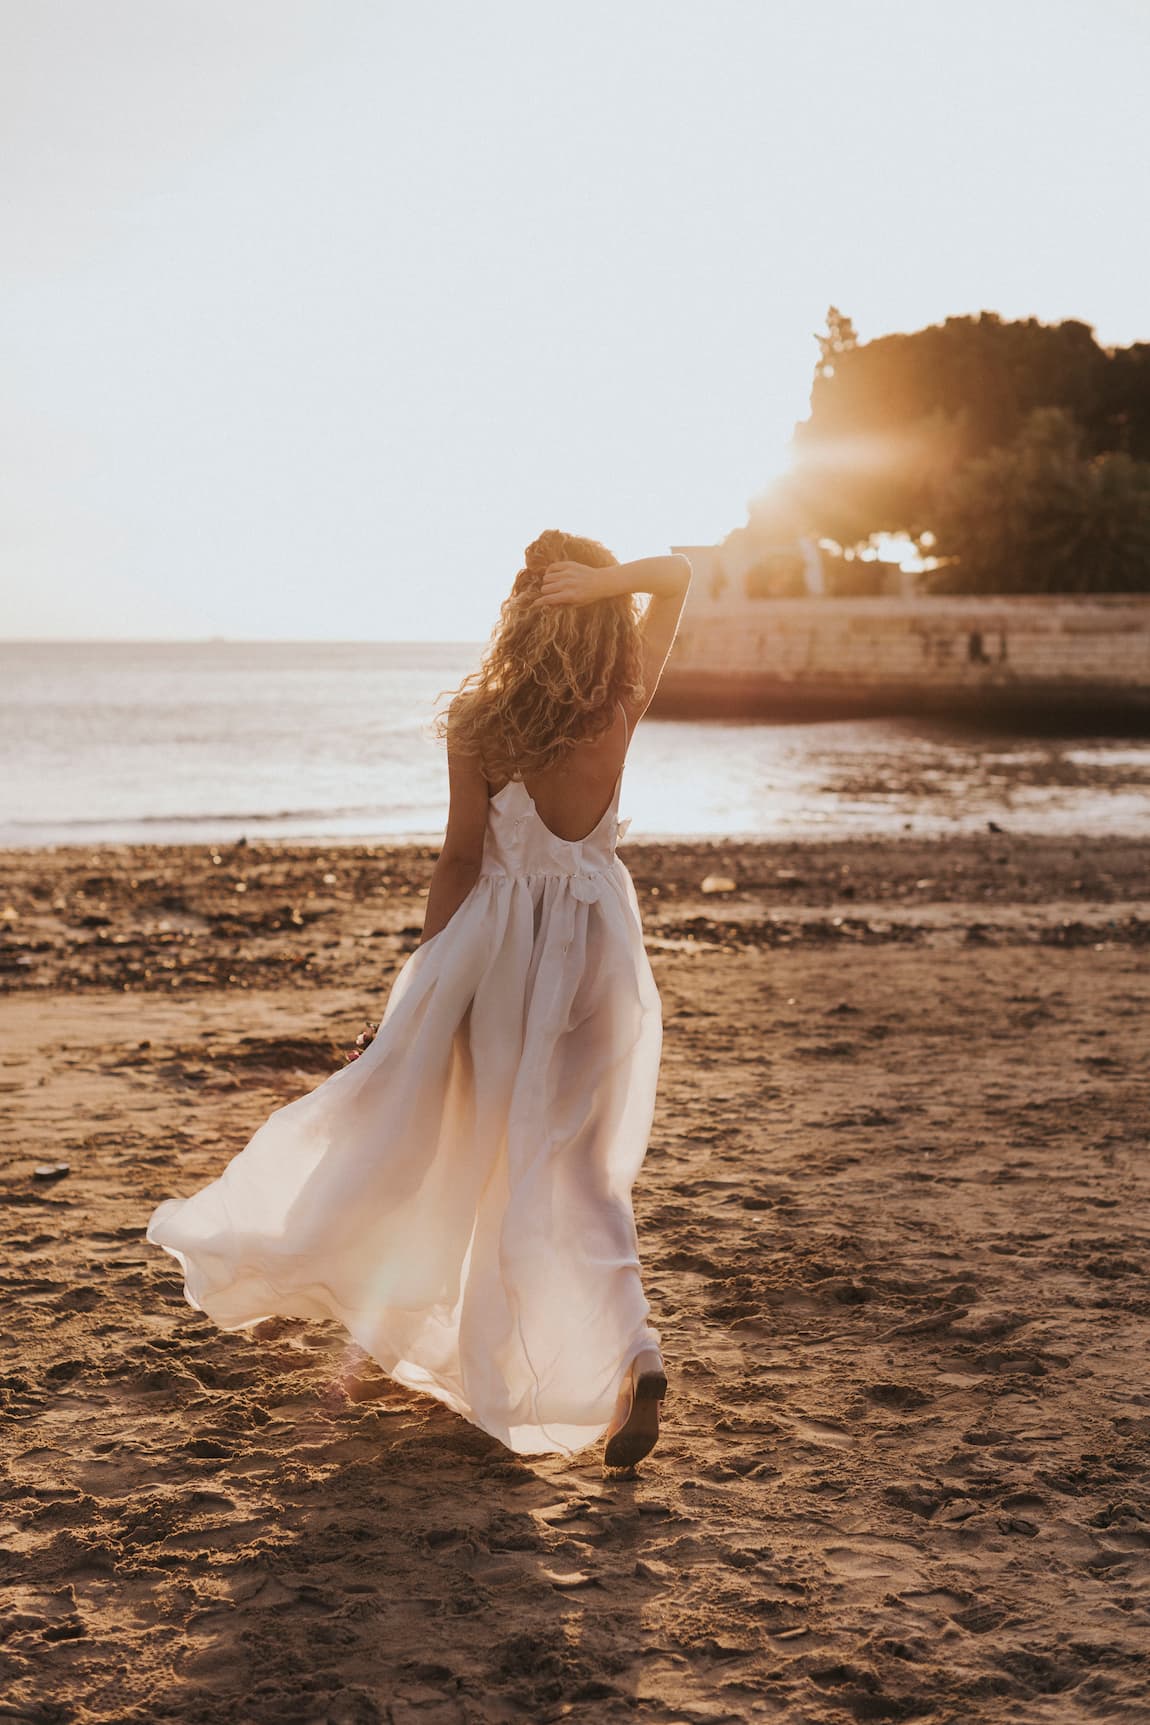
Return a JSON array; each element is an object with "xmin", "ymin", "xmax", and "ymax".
[{"xmin": 433, "ymin": 528, "xmax": 646, "ymax": 784}]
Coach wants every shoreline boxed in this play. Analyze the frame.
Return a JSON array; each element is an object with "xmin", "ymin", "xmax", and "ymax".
[
  {"xmin": 5, "ymin": 803, "xmax": 1150, "ymax": 854},
  {"xmin": 4, "ymin": 833, "xmax": 1148, "ymax": 1000}
]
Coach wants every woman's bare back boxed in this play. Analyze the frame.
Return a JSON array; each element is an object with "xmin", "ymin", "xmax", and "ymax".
[{"xmin": 487, "ymin": 701, "xmax": 632, "ymax": 844}]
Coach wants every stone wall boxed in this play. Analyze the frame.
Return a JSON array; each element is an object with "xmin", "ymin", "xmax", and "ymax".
[{"xmin": 653, "ymin": 596, "xmax": 1150, "ymax": 722}]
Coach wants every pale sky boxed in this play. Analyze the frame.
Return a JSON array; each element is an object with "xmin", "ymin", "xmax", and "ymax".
[{"xmin": 3, "ymin": 0, "xmax": 1147, "ymax": 641}]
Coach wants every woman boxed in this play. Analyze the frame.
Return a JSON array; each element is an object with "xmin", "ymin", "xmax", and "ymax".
[{"xmin": 146, "ymin": 529, "xmax": 692, "ymax": 1471}]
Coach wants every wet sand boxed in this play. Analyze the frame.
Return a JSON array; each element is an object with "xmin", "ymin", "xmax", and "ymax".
[{"xmin": 2, "ymin": 835, "xmax": 1148, "ymax": 1723}]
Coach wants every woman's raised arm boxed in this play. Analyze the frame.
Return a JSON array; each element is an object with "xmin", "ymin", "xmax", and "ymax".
[{"xmin": 532, "ymin": 552, "xmax": 693, "ymax": 719}]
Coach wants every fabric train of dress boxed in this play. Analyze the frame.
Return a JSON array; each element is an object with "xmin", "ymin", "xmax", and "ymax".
[{"xmin": 145, "ymin": 755, "xmax": 663, "ymax": 1457}]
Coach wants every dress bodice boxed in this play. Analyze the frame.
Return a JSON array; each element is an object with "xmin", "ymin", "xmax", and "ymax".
[{"xmin": 480, "ymin": 776, "xmax": 631, "ymax": 898}]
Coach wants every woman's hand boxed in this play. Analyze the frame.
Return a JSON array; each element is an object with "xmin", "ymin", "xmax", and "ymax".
[{"xmin": 530, "ymin": 560, "xmax": 619, "ymax": 609}]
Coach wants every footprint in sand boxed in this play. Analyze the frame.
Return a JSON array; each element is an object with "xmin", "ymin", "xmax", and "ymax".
[
  {"xmin": 790, "ymin": 1417, "xmax": 854, "ymax": 1448},
  {"xmin": 865, "ymin": 1381, "xmax": 932, "ymax": 1410},
  {"xmin": 899, "ymin": 1586, "xmax": 970, "ymax": 1616},
  {"xmin": 823, "ymin": 1537, "xmax": 926, "ymax": 1585}
]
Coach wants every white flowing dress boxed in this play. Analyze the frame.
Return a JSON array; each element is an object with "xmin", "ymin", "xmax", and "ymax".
[{"xmin": 146, "ymin": 728, "xmax": 664, "ymax": 1456}]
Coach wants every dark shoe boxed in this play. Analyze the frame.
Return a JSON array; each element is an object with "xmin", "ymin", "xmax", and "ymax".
[{"xmin": 603, "ymin": 1347, "xmax": 667, "ymax": 1471}]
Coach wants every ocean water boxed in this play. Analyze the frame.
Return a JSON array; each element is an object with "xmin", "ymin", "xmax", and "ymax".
[{"xmin": 2, "ymin": 641, "xmax": 1148, "ymax": 847}]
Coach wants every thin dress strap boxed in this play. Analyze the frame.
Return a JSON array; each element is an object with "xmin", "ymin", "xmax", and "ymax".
[{"xmin": 617, "ymin": 699, "xmax": 629, "ymax": 753}]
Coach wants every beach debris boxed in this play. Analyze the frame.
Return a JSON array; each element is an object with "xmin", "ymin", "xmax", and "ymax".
[
  {"xmin": 878, "ymin": 1305, "xmax": 970, "ymax": 1341},
  {"xmin": 700, "ymin": 874, "xmax": 737, "ymax": 894},
  {"xmin": 543, "ymin": 1567, "xmax": 601, "ymax": 1590},
  {"xmin": 33, "ymin": 1162, "xmax": 71, "ymax": 1181},
  {"xmin": 0, "ymin": 904, "xmax": 17, "ymax": 923}
]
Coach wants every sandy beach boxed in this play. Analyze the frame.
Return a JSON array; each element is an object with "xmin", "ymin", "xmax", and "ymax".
[{"xmin": 2, "ymin": 833, "xmax": 1148, "ymax": 1724}]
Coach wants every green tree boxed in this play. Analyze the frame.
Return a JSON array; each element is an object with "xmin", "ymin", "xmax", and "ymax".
[
  {"xmin": 781, "ymin": 309, "xmax": 1146, "ymax": 554},
  {"xmin": 926, "ymin": 408, "xmax": 1150, "ymax": 594},
  {"xmin": 814, "ymin": 306, "xmax": 858, "ymax": 381},
  {"xmin": 1105, "ymin": 341, "xmax": 1150, "ymax": 461}
]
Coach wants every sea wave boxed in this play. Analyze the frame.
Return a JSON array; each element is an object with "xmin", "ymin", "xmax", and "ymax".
[{"xmin": 3, "ymin": 803, "xmax": 427, "ymax": 830}]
